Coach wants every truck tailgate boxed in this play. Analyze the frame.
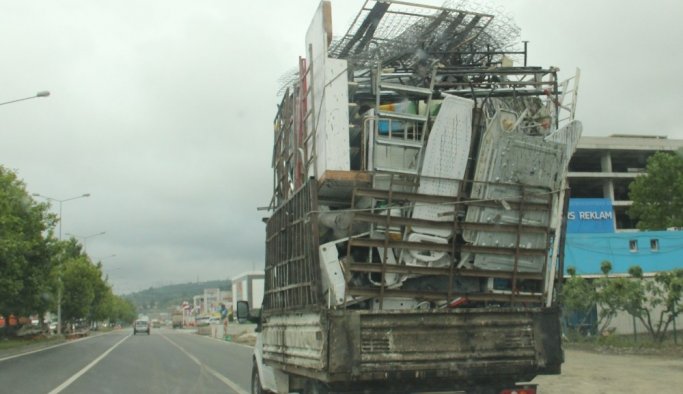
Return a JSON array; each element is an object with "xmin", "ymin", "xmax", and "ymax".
[{"xmin": 328, "ymin": 307, "xmax": 561, "ymax": 382}]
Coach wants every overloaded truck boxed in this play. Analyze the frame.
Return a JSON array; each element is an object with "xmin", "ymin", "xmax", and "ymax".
[
  {"xmin": 237, "ymin": 1, "xmax": 581, "ymax": 393},
  {"xmin": 171, "ymin": 310, "xmax": 183, "ymax": 329}
]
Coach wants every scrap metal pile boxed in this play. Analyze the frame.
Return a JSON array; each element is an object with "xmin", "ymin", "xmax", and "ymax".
[
  {"xmin": 270, "ymin": 0, "xmax": 582, "ymax": 312},
  {"xmin": 330, "ymin": 0, "xmax": 519, "ymax": 68}
]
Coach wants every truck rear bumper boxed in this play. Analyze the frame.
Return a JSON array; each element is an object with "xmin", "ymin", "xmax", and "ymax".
[{"xmin": 262, "ymin": 307, "xmax": 562, "ymax": 387}]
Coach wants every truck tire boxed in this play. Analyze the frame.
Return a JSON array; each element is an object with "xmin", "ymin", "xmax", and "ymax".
[
  {"xmin": 251, "ymin": 362, "xmax": 265, "ymax": 394},
  {"xmin": 303, "ymin": 380, "xmax": 329, "ymax": 394}
]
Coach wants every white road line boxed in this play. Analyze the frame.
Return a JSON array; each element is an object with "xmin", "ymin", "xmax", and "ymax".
[
  {"xmin": 161, "ymin": 334, "xmax": 201, "ymax": 365},
  {"xmin": 0, "ymin": 331, "xmax": 115, "ymax": 363},
  {"xmin": 160, "ymin": 333, "xmax": 249, "ymax": 394},
  {"xmin": 204, "ymin": 364, "xmax": 251, "ymax": 394},
  {"xmin": 48, "ymin": 334, "xmax": 130, "ymax": 394}
]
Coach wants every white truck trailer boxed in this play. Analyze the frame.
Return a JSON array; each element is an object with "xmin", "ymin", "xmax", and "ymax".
[{"xmin": 232, "ymin": 271, "xmax": 265, "ymax": 319}]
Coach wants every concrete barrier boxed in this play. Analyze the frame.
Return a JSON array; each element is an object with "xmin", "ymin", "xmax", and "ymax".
[
  {"xmin": 196, "ymin": 325, "xmax": 212, "ymax": 336},
  {"xmin": 195, "ymin": 323, "xmax": 257, "ymax": 345}
]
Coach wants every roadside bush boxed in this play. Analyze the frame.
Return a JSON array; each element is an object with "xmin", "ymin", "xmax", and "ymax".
[{"xmin": 561, "ymin": 261, "xmax": 683, "ymax": 343}]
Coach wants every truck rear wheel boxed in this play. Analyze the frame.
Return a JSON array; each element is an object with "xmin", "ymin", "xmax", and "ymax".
[
  {"xmin": 251, "ymin": 362, "xmax": 264, "ymax": 394},
  {"xmin": 303, "ymin": 380, "xmax": 329, "ymax": 394}
]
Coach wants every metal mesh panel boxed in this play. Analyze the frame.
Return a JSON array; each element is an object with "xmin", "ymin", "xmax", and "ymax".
[
  {"xmin": 328, "ymin": 0, "xmax": 501, "ymax": 68},
  {"xmin": 263, "ymin": 180, "xmax": 322, "ymax": 314}
]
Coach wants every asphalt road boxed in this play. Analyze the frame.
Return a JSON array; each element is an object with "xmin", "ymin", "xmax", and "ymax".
[
  {"xmin": 5, "ymin": 329, "xmax": 681, "ymax": 394},
  {"xmin": 0, "ymin": 328, "xmax": 253, "ymax": 394}
]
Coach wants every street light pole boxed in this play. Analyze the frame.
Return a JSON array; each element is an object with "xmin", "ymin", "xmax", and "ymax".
[
  {"xmin": 66, "ymin": 231, "xmax": 106, "ymax": 252},
  {"xmin": 33, "ymin": 193, "xmax": 91, "ymax": 241},
  {"xmin": 95, "ymin": 254, "xmax": 117, "ymax": 262},
  {"xmin": 32, "ymin": 192, "xmax": 91, "ymax": 336},
  {"xmin": 0, "ymin": 91, "xmax": 50, "ymax": 106}
]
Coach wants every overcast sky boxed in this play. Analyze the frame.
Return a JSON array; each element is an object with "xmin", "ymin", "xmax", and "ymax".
[{"xmin": 2, "ymin": 0, "xmax": 681, "ymax": 294}]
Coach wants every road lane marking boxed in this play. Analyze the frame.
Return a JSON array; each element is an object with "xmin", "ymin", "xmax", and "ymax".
[
  {"xmin": 203, "ymin": 365, "xmax": 250, "ymax": 394},
  {"xmin": 160, "ymin": 333, "xmax": 249, "ymax": 394},
  {"xmin": 161, "ymin": 334, "xmax": 201, "ymax": 365},
  {"xmin": 0, "ymin": 331, "xmax": 118, "ymax": 363},
  {"xmin": 48, "ymin": 334, "xmax": 130, "ymax": 394}
]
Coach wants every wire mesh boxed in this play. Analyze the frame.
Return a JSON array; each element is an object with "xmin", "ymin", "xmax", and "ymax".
[{"xmin": 328, "ymin": 0, "xmax": 523, "ymax": 69}]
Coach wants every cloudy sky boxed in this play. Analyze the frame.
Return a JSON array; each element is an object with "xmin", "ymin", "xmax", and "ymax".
[{"xmin": 2, "ymin": 0, "xmax": 681, "ymax": 294}]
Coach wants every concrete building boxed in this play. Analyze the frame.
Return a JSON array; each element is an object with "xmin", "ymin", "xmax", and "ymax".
[
  {"xmin": 565, "ymin": 133, "xmax": 683, "ymax": 277},
  {"xmin": 193, "ymin": 295, "xmax": 204, "ymax": 314},
  {"xmin": 568, "ymin": 134, "xmax": 683, "ymax": 230},
  {"xmin": 565, "ymin": 229, "xmax": 683, "ymax": 282},
  {"xmin": 203, "ymin": 288, "xmax": 221, "ymax": 314},
  {"xmin": 219, "ymin": 290, "xmax": 232, "ymax": 305},
  {"xmin": 564, "ymin": 134, "xmax": 683, "ymax": 335}
]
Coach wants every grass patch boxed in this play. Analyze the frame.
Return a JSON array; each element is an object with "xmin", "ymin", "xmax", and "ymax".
[
  {"xmin": 564, "ymin": 330, "xmax": 683, "ymax": 357},
  {"xmin": 0, "ymin": 335, "xmax": 64, "ymax": 352}
]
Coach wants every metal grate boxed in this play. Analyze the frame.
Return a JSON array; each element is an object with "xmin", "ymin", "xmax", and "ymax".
[
  {"xmin": 361, "ymin": 337, "xmax": 391, "ymax": 353},
  {"xmin": 345, "ymin": 176, "xmax": 555, "ymax": 308},
  {"xmin": 329, "ymin": 0, "xmax": 496, "ymax": 68},
  {"xmin": 263, "ymin": 180, "xmax": 322, "ymax": 314}
]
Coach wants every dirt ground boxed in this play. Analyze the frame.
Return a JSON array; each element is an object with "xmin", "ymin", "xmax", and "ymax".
[{"xmin": 533, "ymin": 348, "xmax": 683, "ymax": 393}]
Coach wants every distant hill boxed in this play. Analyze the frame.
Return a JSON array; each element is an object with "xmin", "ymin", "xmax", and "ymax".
[{"xmin": 126, "ymin": 279, "xmax": 231, "ymax": 313}]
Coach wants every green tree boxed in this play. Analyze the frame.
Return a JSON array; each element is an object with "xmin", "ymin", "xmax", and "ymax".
[
  {"xmin": 0, "ymin": 166, "xmax": 56, "ymax": 335},
  {"xmin": 111, "ymin": 296, "xmax": 137, "ymax": 324},
  {"xmin": 593, "ymin": 260, "xmax": 625, "ymax": 334},
  {"xmin": 89, "ymin": 263, "xmax": 114, "ymax": 324},
  {"xmin": 628, "ymin": 151, "xmax": 683, "ymax": 230},
  {"xmin": 561, "ymin": 266, "xmax": 596, "ymax": 335},
  {"xmin": 60, "ymin": 250, "xmax": 127, "ymax": 330},
  {"xmin": 48, "ymin": 238, "xmax": 88, "ymax": 332},
  {"xmin": 620, "ymin": 267, "xmax": 683, "ymax": 343},
  {"xmin": 61, "ymin": 256, "xmax": 100, "ymax": 327},
  {"xmin": 561, "ymin": 261, "xmax": 634, "ymax": 336},
  {"xmin": 567, "ymin": 261, "xmax": 683, "ymax": 342}
]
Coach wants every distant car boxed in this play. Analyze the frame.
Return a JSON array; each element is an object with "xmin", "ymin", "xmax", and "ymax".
[
  {"xmin": 195, "ymin": 316, "xmax": 210, "ymax": 326},
  {"xmin": 208, "ymin": 317, "xmax": 221, "ymax": 325},
  {"xmin": 133, "ymin": 319, "xmax": 150, "ymax": 335}
]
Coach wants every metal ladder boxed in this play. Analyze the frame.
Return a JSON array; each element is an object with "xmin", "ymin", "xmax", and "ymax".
[
  {"xmin": 350, "ymin": 65, "xmax": 438, "ymax": 297},
  {"xmin": 369, "ymin": 64, "xmax": 436, "ymax": 232},
  {"xmin": 369, "ymin": 64, "xmax": 436, "ymax": 183}
]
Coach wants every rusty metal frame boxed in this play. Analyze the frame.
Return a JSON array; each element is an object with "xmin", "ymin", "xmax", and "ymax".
[
  {"xmin": 263, "ymin": 180, "xmax": 322, "ymax": 315},
  {"xmin": 344, "ymin": 177, "xmax": 553, "ymax": 308},
  {"xmin": 330, "ymin": 0, "xmax": 495, "ymax": 67}
]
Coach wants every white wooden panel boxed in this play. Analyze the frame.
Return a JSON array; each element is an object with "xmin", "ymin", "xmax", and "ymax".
[
  {"xmin": 305, "ymin": 2, "xmax": 327, "ymax": 179},
  {"xmin": 322, "ymin": 58, "xmax": 350, "ymax": 172},
  {"xmin": 412, "ymin": 96, "xmax": 473, "ymax": 236},
  {"xmin": 305, "ymin": 1, "xmax": 349, "ymax": 179}
]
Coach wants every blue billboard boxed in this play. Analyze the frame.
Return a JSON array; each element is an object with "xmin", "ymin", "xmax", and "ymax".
[{"xmin": 567, "ymin": 198, "xmax": 615, "ymax": 233}]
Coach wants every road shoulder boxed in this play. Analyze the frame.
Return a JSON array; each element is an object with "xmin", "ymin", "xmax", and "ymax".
[{"xmin": 0, "ymin": 330, "xmax": 115, "ymax": 362}]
